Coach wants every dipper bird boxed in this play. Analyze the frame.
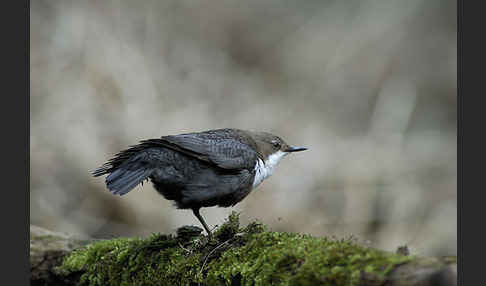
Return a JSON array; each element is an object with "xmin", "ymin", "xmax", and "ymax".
[{"xmin": 93, "ymin": 128, "xmax": 307, "ymax": 237}]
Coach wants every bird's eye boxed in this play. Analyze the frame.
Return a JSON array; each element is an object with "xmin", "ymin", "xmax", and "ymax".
[{"xmin": 272, "ymin": 141, "xmax": 281, "ymax": 148}]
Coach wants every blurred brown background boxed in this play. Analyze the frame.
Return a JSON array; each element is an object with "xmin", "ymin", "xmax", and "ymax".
[{"xmin": 30, "ymin": 0, "xmax": 456, "ymax": 257}]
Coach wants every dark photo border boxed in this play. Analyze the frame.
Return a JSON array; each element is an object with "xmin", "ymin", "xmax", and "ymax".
[
  {"xmin": 459, "ymin": 0, "xmax": 484, "ymax": 285},
  {"xmin": 4, "ymin": 0, "xmax": 29, "ymax": 285}
]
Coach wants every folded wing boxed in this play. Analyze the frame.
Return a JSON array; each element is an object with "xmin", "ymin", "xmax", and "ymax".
[{"xmin": 144, "ymin": 132, "xmax": 258, "ymax": 170}]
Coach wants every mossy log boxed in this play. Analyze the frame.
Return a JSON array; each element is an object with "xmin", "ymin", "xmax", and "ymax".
[{"xmin": 30, "ymin": 212, "xmax": 457, "ymax": 286}]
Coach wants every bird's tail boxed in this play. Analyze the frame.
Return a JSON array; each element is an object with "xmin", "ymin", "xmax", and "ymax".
[{"xmin": 93, "ymin": 147, "xmax": 154, "ymax": 196}]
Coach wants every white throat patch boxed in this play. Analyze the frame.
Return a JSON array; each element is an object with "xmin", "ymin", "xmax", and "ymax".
[{"xmin": 252, "ymin": 150, "xmax": 288, "ymax": 188}]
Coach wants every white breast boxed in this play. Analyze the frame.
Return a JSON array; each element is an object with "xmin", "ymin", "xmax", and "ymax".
[{"xmin": 252, "ymin": 150, "xmax": 288, "ymax": 188}]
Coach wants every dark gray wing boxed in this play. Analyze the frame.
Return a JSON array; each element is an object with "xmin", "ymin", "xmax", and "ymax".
[{"xmin": 141, "ymin": 133, "xmax": 258, "ymax": 170}]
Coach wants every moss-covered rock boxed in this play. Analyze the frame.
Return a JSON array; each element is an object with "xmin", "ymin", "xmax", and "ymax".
[{"xmin": 56, "ymin": 212, "xmax": 427, "ymax": 286}]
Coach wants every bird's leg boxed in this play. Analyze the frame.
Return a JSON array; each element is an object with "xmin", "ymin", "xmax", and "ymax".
[{"xmin": 192, "ymin": 208, "xmax": 212, "ymax": 238}]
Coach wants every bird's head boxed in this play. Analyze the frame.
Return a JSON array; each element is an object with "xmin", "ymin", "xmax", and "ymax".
[{"xmin": 250, "ymin": 131, "xmax": 307, "ymax": 163}]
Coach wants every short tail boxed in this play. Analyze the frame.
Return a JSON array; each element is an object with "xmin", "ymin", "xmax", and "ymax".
[{"xmin": 93, "ymin": 146, "xmax": 154, "ymax": 196}]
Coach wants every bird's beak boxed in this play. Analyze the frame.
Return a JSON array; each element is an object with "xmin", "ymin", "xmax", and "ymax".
[{"xmin": 285, "ymin": 146, "xmax": 308, "ymax": 152}]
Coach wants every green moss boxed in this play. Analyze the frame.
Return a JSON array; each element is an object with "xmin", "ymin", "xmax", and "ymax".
[
  {"xmin": 205, "ymin": 232, "xmax": 413, "ymax": 286},
  {"xmin": 213, "ymin": 211, "xmax": 241, "ymax": 241},
  {"xmin": 58, "ymin": 212, "xmax": 417, "ymax": 286},
  {"xmin": 58, "ymin": 233, "xmax": 203, "ymax": 286}
]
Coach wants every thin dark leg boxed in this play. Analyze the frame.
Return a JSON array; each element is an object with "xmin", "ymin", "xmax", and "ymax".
[{"xmin": 192, "ymin": 208, "xmax": 212, "ymax": 238}]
